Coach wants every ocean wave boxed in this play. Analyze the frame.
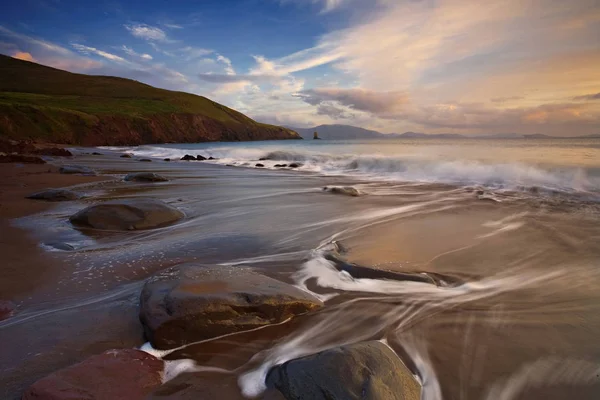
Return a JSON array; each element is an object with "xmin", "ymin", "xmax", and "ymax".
[{"xmin": 101, "ymin": 145, "xmax": 600, "ymax": 193}]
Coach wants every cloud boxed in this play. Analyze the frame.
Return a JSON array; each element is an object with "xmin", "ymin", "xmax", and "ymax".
[
  {"xmin": 281, "ymin": 0, "xmax": 352, "ymax": 14},
  {"xmin": 197, "ymin": 73, "xmax": 279, "ymax": 84},
  {"xmin": 71, "ymin": 43, "xmax": 126, "ymax": 62},
  {"xmin": 12, "ymin": 51, "xmax": 35, "ymax": 62},
  {"xmin": 573, "ymin": 93, "xmax": 600, "ymax": 101},
  {"xmin": 179, "ymin": 46, "xmax": 212, "ymax": 60},
  {"xmin": 316, "ymin": 103, "xmax": 354, "ymax": 119},
  {"xmin": 121, "ymin": 45, "xmax": 152, "ymax": 60},
  {"xmin": 162, "ymin": 23, "xmax": 183, "ymax": 29},
  {"xmin": 295, "ymin": 88, "xmax": 408, "ymax": 115},
  {"xmin": 491, "ymin": 96, "xmax": 525, "ymax": 103},
  {"xmin": 216, "ymin": 54, "xmax": 235, "ymax": 75},
  {"xmin": 125, "ymin": 24, "xmax": 168, "ymax": 42}
]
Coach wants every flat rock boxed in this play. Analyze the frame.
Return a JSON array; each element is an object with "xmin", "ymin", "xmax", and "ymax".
[
  {"xmin": 26, "ymin": 189, "xmax": 81, "ymax": 201},
  {"xmin": 59, "ymin": 165, "xmax": 96, "ymax": 175},
  {"xmin": 0, "ymin": 154, "xmax": 46, "ymax": 164},
  {"xmin": 140, "ymin": 264, "xmax": 323, "ymax": 349},
  {"xmin": 125, "ymin": 172, "xmax": 169, "ymax": 182},
  {"xmin": 22, "ymin": 349, "xmax": 164, "ymax": 400},
  {"xmin": 70, "ymin": 198, "xmax": 184, "ymax": 231},
  {"xmin": 267, "ymin": 341, "xmax": 421, "ymax": 400},
  {"xmin": 256, "ymin": 163, "xmax": 265, "ymax": 167},
  {"xmin": 139, "ymin": 158, "xmax": 153, "ymax": 162},
  {"xmin": 121, "ymin": 153, "xmax": 133, "ymax": 158},
  {"xmin": 288, "ymin": 163, "xmax": 302, "ymax": 168},
  {"xmin": 323, "ymin": 186, "xmax": 361, "ymax": 197}
]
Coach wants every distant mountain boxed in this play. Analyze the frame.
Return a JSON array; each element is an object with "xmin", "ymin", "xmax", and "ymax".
[{"xmin": 289, "ymin": 124, "xmax": 465, "ymax": 140}]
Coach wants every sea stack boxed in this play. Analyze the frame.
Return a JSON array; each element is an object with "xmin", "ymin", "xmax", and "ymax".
[{"xmin": 313, "ymin": 131, "xmax": 321, "ymax": 140}]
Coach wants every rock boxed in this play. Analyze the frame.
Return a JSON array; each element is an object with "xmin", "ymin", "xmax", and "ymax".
[
  {"xmin": 288, "ymin": 163, "xmax": 302, "ymax": 168},
  {"xmin": 35, "ymin": 147, "xmax": 72, "ymax": 157},
  {"xmin": 196, "ymin": 155, "xmax": 207, "ymax": 161},
  {"xmin": 26, "ymin": 189, "xmax": 81, "ymax": 201},
  {"xmin": 124, "ymin": 172, "xmax": 169, "ymax": 182},
  {"xmin": 0, "ymin": 300, "xmax": 15, "ymax": 321},
  {"xmin": 208, "ymin": 156, "xmax": 216, "ymax": 160},
  {"xmin": 0, "ymin": 154, "xmax": 46, "ymax": 164},
  {"xmin": 267, "ymin": 341, "xmax": 421, "ymax": 400},
  {"xmin": 323, "ymin": 186, "xmax": 361, "ymax": 197},
  {"xmin": 274, "ymin": 164, "xmax": 288, "ymax": 168},
  {"xmin": 22, "ymin": 349, "xmax": 164, "ymax": 400},
  {"xmin": 259, "ymin": 157, "xmax": 269, "ymax": 161},
  {"xmin": 256, "ymin": 163, "xmax": 265, "ymax": 167},
  {"xmin": 91, "ymin": 152, "xmax": 103, "ymax": 156},
  {"xmin": 163, "ymin": 158, "xmax": 171, "ymax": 162},
  {"xmin": 180, "ymin": 154, "xmax": 196, "ymax": 161},
  {"xmin": 59, "ymin": 165, "xmax": 96, "ymax": 175},
  {"xmin": 121, "ymin": 153, "xmax": 133, "ymax": 158},
  {"xmin": 139, "ymin": 264, "xmax": 323, "ymax": 349},
  {"xmin": 70, "ymin": 198, "xmax": 184, "ymax": 231},
  {"xmin": 139, "ymin": 158, "xmax": 152, "ymax": 162}
]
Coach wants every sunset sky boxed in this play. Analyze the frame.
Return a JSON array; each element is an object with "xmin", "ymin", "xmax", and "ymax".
[{"xmin": 1, "ymin": 0, "xmax": 599, "ymax": 135}]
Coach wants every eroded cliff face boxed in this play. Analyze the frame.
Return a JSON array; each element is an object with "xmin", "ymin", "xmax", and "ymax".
[{"xmin": 0, "ymin": 105, "xmax": 301, "ymax": 145}]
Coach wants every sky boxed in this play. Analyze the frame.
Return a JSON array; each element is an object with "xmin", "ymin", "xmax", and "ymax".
[{"xmin": 0, "ymin": 0, "xmax": 599, "ymax": 136}]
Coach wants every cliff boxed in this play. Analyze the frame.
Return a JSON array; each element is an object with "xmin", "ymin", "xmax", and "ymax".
[{"xmin": 0, "ymin": 55, "xmax": 301, "ymax": 145}]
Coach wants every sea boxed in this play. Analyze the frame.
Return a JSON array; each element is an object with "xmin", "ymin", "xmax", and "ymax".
[{"xmin": 2, "ymin": 138, "xmax": 600, "ymax": 399}]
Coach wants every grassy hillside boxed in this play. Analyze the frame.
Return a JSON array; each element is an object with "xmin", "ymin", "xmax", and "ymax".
[{"xmin": 0, "ymin": 54, "xmax": 300, "ymax": 145}]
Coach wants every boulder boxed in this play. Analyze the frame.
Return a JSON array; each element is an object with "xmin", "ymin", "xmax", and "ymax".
[
  {"xmin": 0, "ymin": 300, "xmax": 15, "ymax": 321},
  {"xmin": 59, "ymin": 165, "xmax": 96, "ymax": 175},
  {"xmin": 208, "ymin": 157, "xmax": 216, "ymax": 160},
  {"xmin": 256, "ymin": 163, "xmax": 265, "ymax": 168},
  {"xmin": 288, "ymin": 163, "xmax": 302, "ymax": 168},
  {"xmin": 267, "ymin": 341, "xmax": 421, "ymax": 400},
  {"xmin": 139, "ymin": 158, "xmax": 153, "ymax": 162},
  {"xmin": 0, "ymin": 154, "xmax": 46, "ymax": 164},
  {"xmin": 140, "ymin": 265, "xmax": 323, "ymax": 349},
  {"xmin": 121, "ymin": 153, "xmax": 133, "ymax": 158},
  {"xmin": 274, "ymin": 164, "xmax": 288, "ymax": 168},
  {"xmin": 34, "ymin": 147, "xmax": 72, "ymax": 157},
  {"xmin": 70, "ymin": 198, "xmax": 184, "ymax": 231},
  {"xmin": 164, "ymin": 158, "xmax": 171, "ymax": 162},
  {"xmin": 26, "ymin": 189, "xmax": 81, "ymax": 201},
  {"xmin": 91, "ymin": 152, "xmax": 103, "ymax": 156},
  {"xmin": 124, "ymin": 172, "xmax": 169, "ymax": 183},
  {"xmin": 196, "ymin": 155, "xmax": 207, "ymax": 161},
  {"xmin": 259, "ymin": 157, "xmax": 269, "ymax": 161},
  {"xmin": 22, "ymin": 349, "xmax": 164, "ymax": 400},
  {"xmin": 323, "ymin": 186, "xmax": 361, "ymax": 197},
  {"xmin": 181, "ymin": 154, "xmax": 196, "ymax": 161}
]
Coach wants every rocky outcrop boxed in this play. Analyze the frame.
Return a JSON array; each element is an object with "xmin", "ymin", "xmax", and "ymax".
[
  {"xmin": 70, "ymin": 198, "xmax": 184, "ymax": 231},
  {"xmin": 124, "ymin": 172, "xmax": 169, "ymax": 182},
  {"xmin": 59, "ymin": 165, "xmax": 96, "ymax": 175},
  {"xmin": 267, "ymin": 341, "xmax": 421, "ymax": 400},
  {"xmin": 0, "ymin": 154, "xmax": 45, "ymax": 164},
  {"xmin": 0, "ymin": 300, "xmax": 15, "ymax": 321},
  {"xmin": 26, "ymin": 189, "xmax": 81, "ymax": 201},
  {"xmin": 139, "ymin": 264, "xmax": 323, "ymax": 349},
  {"xmin": 22, "ymin": 349, "xmax": 164, "ymax": 400},
  {"xmin": 323, "ymin": 186, "xmax": 361, "ymax": 197}
]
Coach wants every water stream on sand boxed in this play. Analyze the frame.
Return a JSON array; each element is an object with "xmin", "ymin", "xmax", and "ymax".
[{"xmin": 1, "ymin": 138, "xmax": 600, "ymax": 399}]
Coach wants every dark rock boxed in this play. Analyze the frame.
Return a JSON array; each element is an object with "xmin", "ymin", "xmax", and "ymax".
[
  {"xmin": 139, "ymin": 264, "xmax": 323, "ymax": 349},
  {"xmin": 0, "ymin": 154, "xmax": 46, "ymax": 164},
  {"xmin": 124, "ymin": 172, "xmax": 169, "ymax": 182},
  {"xmin": 91, "ymin": 152, "xmax": 103, "ymax": 156},
  {"xmin": 22, "ymin": 349, "xmax": 164, "ymax": 400},
  {"xmin": 267, "ymin": 341, "xmax": 421, "ymax": 400},
  {"xmin": 163, "ymin": 158, "xmax": 171, "ymax": 162},
  {"xmin": 274, "ymin": 164, "xmax": 288, "ymax": 168},
  {"xmin": 196, "ymin": 155, "xmax": 207, "ymax": 161},
  {"xmin": 288, "ymin": 163, "xmax": 302, "ymax": 168},
  {"xmin": 139, "ymin": 158, "xmax": 152, "ymax": 162},
  {"xmin": 208, "ymin": 157, "xmax": 216, "ymax": 160},
  {"xmin": 259, "ymin": 157, "xmax": 269, "ymax": 161},
  {"xmin": 70, "ymin": 198, "xmax": 184, "ymax": 231},
  {"xmin": 59, "ymin": 165, "xmax": 96, "ymax": 175},
  {"xmin": 26, "ymin": 189, "xmax": 81, "ymax": 201},
  {"xmin": 121, "ymin": 153, "xmax": 133, "ymax": 158},
  {"xmin": 0, "ymin": 300, "xmax": 15, "ymax": 321},
  {"xmin": 256, "ymin": 163, "xmax": 265, "ymax": 167},
  {"xmin": 34, "ymin": 147, "xmax": 72, "ymax": 157},
  {"xmin": 323, "ymin": 186, "xmax": 361, "ymax": 197},
  {"xmin": 181, "ymin": 154, "xmax": 196, "ymax": 161}
]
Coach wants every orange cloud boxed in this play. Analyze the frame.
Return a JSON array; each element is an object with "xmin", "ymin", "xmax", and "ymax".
[{"xmin": 12, "ymin": 51, "xmax": 35, "ymax": 62}]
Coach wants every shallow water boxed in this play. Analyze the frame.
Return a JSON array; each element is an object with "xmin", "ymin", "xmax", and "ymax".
[{"xmin": 1, "ymin": 138, "xmax": 600, "ymax": 399}]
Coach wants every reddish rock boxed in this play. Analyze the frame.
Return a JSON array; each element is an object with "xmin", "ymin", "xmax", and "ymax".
[
  {"xmin": 0, "ymin": 154, "xmax": 46, "ymax": 164},
  {"xmin": 0, "ymin": 300, "xmax": 15, "ymax": 321},
  {"xmin": 22, "ymin": 349, "xmax": 164, "ymax": 400},
  {"xmin": 34, "ymin": 147, "xmax": 73, "ymax": 157}
]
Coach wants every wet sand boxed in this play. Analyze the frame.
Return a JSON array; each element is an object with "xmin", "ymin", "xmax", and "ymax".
[{"xmin": 1, "ymin": 149, "xmax": 600, "ymax": 399}]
